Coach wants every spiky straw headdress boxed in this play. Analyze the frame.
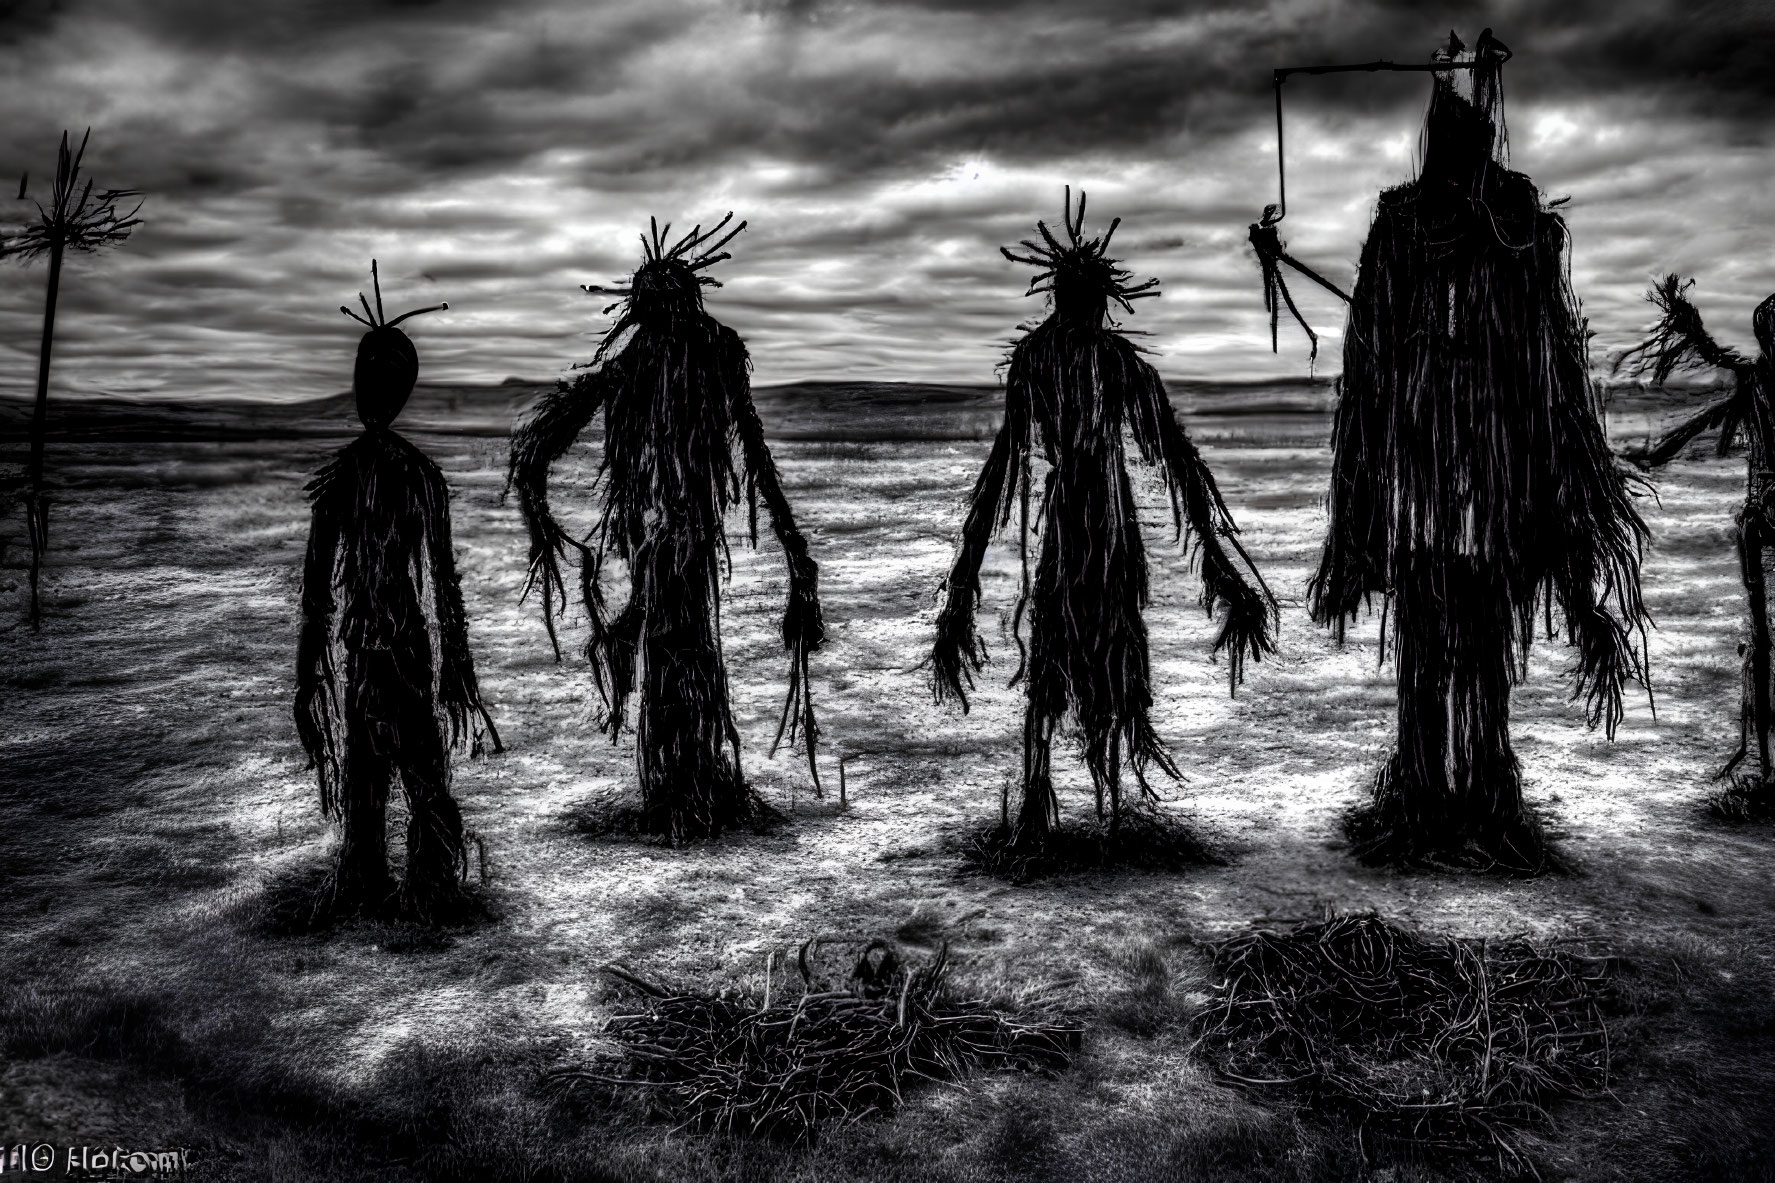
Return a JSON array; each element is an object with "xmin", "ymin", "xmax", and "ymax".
[
  {"xmin": 583, "ymin": 213, "xmax": 747, "ymax": 330},
  {"xmin": 1000, "ymin": 187, "xmax": 1159, "ymax": 320}
]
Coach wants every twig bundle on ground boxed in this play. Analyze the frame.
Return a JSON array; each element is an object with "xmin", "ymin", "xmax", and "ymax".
[
  {"xmin": 1302, "ymin": 31, "xmax": 1649, "ymax": 871},
  {"xmin": 1194, "ymin": 913, "xmax": 1614, "ymax": 1169},
  {"xmin": 551, "ymin": 945, "xmax": 1082, "ymax": 1142}
]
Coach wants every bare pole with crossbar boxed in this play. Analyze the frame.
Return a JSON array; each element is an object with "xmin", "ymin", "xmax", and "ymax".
[
  {"xmin": 1251, "ymin": 41, "xmax": 1507, "ymax": 362},
  {"xmin": 1269, "ymin": 56, "xmax": 1495, "ymax": 225}
]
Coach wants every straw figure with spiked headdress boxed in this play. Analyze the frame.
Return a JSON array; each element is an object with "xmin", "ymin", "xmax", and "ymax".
[
  {"xmin": 1617, "ymin": 278, "xmax": 1775, "ymax": 818},
  {"xmin": 930, "ymin": 189, "xmax": 1276, "ymax": 852},
  {"xmin": 296, "ymin": 262, "xmax": 501, "ymax": 923},
  {"xmin": 2, "ymin": 130, "xmax": 142, "ymax": 628},
  {"xmin": 1303, "ymin": 32, "xmax": 1650, "ymax": 870},
  {"xmin": 508, "ymin": 215, "xmax": 823, "ymax": 841}
]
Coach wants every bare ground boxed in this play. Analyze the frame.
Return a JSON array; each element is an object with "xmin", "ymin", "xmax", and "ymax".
[{"xmin": 1, "ymin": 382, "xmax": 1772, "ymax": 1182}]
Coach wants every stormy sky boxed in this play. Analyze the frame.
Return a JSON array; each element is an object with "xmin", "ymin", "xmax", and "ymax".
[{"xmin": 0, "ymin": 0, "xmax": 1770, "ymax": 401}]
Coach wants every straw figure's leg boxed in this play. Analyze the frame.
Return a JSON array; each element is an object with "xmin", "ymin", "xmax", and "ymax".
[
  {"xmin": 329, "ymin": 651, "xmax": 401, "ymax": 915},
  {"xmin": 1016, "ymin": 484, "xmax": 1070, "ymax": 844},
  {"xmin": 1355, "ymin": 556, "xmax": 1531, "ymax": 869},
  {"xmin": 364, "ymin": 616, "xmax": 465, "ymax": 919},
  {"xmin": 634, "ymin": 528, "xmax": 747, "ymax": 841},
  {"xmin": 295, "ymin": 480, "xmax": 402, "ymax": 916},
  {"xmin": 397, "ymin": 712, "xmax": 467, "ymax": 920},
  {"xmin": 1048, "ymin": 456, "xmax": 1162, "ymax": 833},
  {"xmin": 599, "ymin": 564, "xmax": 644, "ymax": 741},
  {"xmin": 1018, "ymin": 695, "xmax": 1059, "ymax": 840},
  {"xmin": 1737, "ymin": 497, "xmax": 1774, "ymax": 782}
]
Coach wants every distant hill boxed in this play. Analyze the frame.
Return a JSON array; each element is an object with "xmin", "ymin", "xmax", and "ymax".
[{"xmin": 0, "ymin": 376, "xmax": 1719, "ymax": 448}]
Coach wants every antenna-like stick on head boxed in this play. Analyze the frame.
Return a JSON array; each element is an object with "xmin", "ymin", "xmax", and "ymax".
[
  {"xmin": 384, "ymin": 301, "xmax": 448, "ymax": 328},
  {"xmin": 345, "ymin": 260, "xmax": 446, "ymax": 428}
]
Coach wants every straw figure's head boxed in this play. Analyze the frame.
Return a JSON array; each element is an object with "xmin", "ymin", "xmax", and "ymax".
[
  {"xmin": 1001, "ymin": 187, "xmax": 1158, "ymax": 328},
  {"xmin": 1420, "ymin": 28, "xmax": 1513, "ymax": 187},
  {"xmin": 583, "ymin": 213, "xmax": 747, "ymax": 333},
  {"xmin": 340, "ymin": 261, "xmax": 447, "ymax": 429}
]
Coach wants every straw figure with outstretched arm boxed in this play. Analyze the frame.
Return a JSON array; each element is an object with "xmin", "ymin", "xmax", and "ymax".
[{"xmin": 508, "ymin": 215, "xmax": 824, "ymax": 842}]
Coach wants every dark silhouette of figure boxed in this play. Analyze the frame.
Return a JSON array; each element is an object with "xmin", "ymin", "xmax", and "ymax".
[
  {"xmin": 1307, "ymin": 33, "xmax": 1650, "ymax": 870},
  {"xmin": 930, "ymin": 189, "xmax": 1276, "ymax": 850},
  {"xmin": 295, "ymin": 263, "xmax": 499, "ymax": 921},
  {"xmin": 1618, "ymin": 278, "xmax": 1775, "ymax": 814},
  {"xmin": 508, "ymin": 216, "xmax": 823, "ymax": 842}
]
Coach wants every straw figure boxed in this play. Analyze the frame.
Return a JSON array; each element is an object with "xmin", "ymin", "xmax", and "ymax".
[
  {"xmin": 508, "ymin": 215, "xmax": 823, "ymax": 842},
  {"xmin": 930, "ymin": 189, "xmax": 1276, "ymax": 854},
  {"xmin": 1618, "ymin": 277, "xmax": 1775, "ymax": 817},
  {"xmin": 1304, "ymin": 32, "xmax": 1651, "ymax": 870},
  {"xmin": 2, "ymin": 130, "xmax": 142, "ymax": 627},
  {"xmin": 295, "ymin": 262, "xmax": 500, "ymax": 922}
]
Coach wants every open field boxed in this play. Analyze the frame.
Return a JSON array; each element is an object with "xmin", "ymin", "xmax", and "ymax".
[{"xmin": 2, "ymin": 380, "xmax": 1773, "ymax": 1182}]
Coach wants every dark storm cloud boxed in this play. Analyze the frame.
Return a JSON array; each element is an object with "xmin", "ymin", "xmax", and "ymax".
[{"xmin": 0, "ymin": 0, "xmax": 1770, "ymax": 398}]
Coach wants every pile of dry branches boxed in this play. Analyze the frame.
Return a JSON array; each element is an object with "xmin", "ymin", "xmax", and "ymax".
[
  {"xmin": 1193, "ymin": 913, "xmax": 1615, "ymax": 1168},
  {"xmin": 551, "ymin": 943, "xmax": 1082, "ymax": 1142}
]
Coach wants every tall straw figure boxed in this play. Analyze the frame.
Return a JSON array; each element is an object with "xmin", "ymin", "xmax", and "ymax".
[
  {"xmin": 1305, "ymin": 32, "xmax": 1650, "ymax": 870},
  {"xmin": 931, "ymin": 189, "xmax": 1276, "ymax": 854},
  {"xmin": 296, "ymin": 263, "xmax": 500, "ymax": 921},
  {"xmin": 509, "ymin": 216, "xmax": 823, "ymax": 841}
]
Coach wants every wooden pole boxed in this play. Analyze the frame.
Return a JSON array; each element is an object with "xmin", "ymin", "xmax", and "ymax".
[{"xmin": 25, "ymin": 234, "xmax": 64, "ymax": 628}]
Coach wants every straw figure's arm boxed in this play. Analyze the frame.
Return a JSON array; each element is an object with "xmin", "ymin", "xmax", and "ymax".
[
  {"xmin": 295, "ymin": 463, "xmax": 343, "ymax": 814},
  {"xmin": 1248, "ymin": 207, "xmax": 1351, "ymax": 366},
  {"xmin": 1543, "ymin": 227, "xmax": 1653, "ymax": 739},
  {"xmin": 930, "ymin": 375, "xmax": 1032, "ymax": 712},
  {"xmin": 728, "ymin": 334, "xmax": 826, "ymax": 787},
  {"xmin": 1307, "ymin": 213, "xmax": 1393, "ymax": 636},
  {"xmin": 423, "ymin": 456, "xmax": 501, "ymax": 755},
  {"xmin": 1617, "ymin": 275, "xmax": 1761, "ymax": 469},
  {"xmin": 1546, "ymin": 436, "xmax": 1652, "ymax": 740},
  {"xmin": 1122, "ymin": 344, "xmax": 1277, "ymax": 691},
  {"xmin": 507, "ymin": 369, "xmax": 610, "ymax": 660}
]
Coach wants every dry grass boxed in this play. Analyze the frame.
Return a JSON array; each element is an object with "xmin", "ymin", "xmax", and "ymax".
[{"xmin": 5, "ymin": 384, "xmax": 1775, "ymax": 1181}]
